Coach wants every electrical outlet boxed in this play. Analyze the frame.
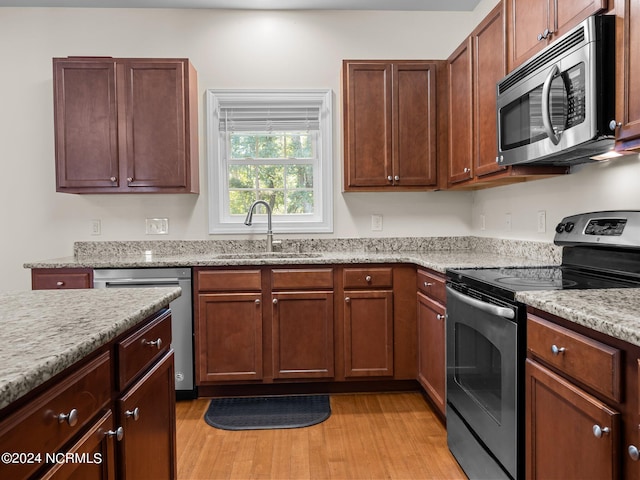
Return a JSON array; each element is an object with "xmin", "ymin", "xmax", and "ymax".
[
  {"xmin": 371, "ymin": 214, "xmax": 383, "ymax": 231},
  {"xmin": 480, "ymin": 214, "xmax": 486, "ymax": 231},
  {"xmin": 537, "ymin": 210, "xmax": 546, "ymax": 233},
  {"xmin": 91, "ymin": 219, "xmax": 101, "ymax": 236},
  {"xmin": 505, "ymin": 213, "xmax": 512, "ymax": 231},
  {"xmin": 145, "ymin": 218, "xmax": 169, "ymax": 235}
]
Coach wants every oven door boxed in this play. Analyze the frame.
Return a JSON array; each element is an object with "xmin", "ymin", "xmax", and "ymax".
[{"xmin": 446, "ymin": 285, "xmax": 520, "ymax": 479}]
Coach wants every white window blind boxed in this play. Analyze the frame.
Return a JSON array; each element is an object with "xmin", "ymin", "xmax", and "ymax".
[{"xmin": 218, "ymin": 104, "xmax": 322, "ymax": 132}]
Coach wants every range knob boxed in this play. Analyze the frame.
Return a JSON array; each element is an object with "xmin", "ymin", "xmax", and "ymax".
[
  {"xmin": 555, "ymin": 223, "xmax": 565, "ymax": 233},
  {"xmin": 564, "ymin": 222, "xmax": 575, "ymax": 233}
]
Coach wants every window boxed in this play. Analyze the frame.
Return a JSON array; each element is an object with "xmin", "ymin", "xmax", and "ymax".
[{"xmin": 207, "ymin": 89, "xmax": 333, "ymax": 234}]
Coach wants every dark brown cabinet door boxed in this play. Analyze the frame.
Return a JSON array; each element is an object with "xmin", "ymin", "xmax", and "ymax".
[
  {"xmin": 473, "ymin": 3, "xmax": 507, "ymax": 178},
  {"xmin": 447, "ymin": 39, "xmax": 474, "ymax": 185},
  {"xmin": 120, "ymin": 61, "xmax": 188, "ymax": 190},
  {"xmin": 343, "ymin": 290, "xmax": 394, "ymax": 377},
  {"xmin": 272, "ymin": 291, "xmax": 334, "ymax": 379},
  {"xmin": 344, "ymin": 62, "xmax": 392, "ymax": 188},
  {"xmin": 616, "ymin": 0, "xmax": 640, "ymax": 149},
  {"xmin": 506, "ymin": 0, "xmax": 608, "ymax": 71},
  {"xmin": 393, "ymin": 63, "xmax": 438, "ymax": 187},
  {"xmin": 417, "ymin": 292, "xmax": 445, "ymax": 418},
  {"xmin": 196, "ymin": 293, "xmax": 263, "ymax": 383},
  {"xmin": 53, "ymin": 60, "xmax": 119, "ymax": 190},
  {"xmin": 117, "ymin": 352, "xmax": 176, "ymax": 480},
  {"xmin": 526, "ymin": 359, "xmax": 620, "ymax": 480},
  {"xmin": 343, "ymin": 60, "xmax": 440, "ymax": 190},
  {"xmin": 53, "ymin": 57, "xmax": 198, "ymax": 194}
]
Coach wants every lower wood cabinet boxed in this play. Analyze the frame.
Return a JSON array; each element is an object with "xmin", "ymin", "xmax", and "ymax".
[
  {"xmin": 525, "ymin": 311, "xmax": 640, "ymax": 479},
  {"xmin": 417, "ymin": 291, "xmax": 445, "ymax": 417},
  {"xmin": 0, "ymin": 309, "xmax": 176, "ymax": 480}
]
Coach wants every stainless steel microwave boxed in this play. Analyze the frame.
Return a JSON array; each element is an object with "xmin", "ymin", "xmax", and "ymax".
[{"xmin": 496, "ymin": 15, "xmax": 616, "ymax": 166}]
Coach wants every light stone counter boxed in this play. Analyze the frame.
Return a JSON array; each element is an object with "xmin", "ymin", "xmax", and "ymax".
[
  {"xmin": 0, "ymin": 287, "xmax": 181, "ymax": 410},
  {"xmin": 516, "ymin": 289, "xmax": 640, "ymax": 347}
]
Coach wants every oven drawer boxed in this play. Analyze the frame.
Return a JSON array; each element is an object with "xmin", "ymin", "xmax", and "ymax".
[
  {"xmin": 527, "ymin": 314, "xmax": 621, "ymax": 402},
  {"xmin": 417, "ymin": 269, "xmax": 445, "ymax": 303}
]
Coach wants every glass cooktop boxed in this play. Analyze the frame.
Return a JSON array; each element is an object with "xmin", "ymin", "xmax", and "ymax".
[{"xmin": 447, "ymin": 266, "xmax": 640, "ymax": 298}]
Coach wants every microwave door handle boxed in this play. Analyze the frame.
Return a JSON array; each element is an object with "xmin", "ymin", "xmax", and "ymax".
[
  {"xmin": 446, "ymin": 286, "xmax": 515, "ymax": 320},
  {"xmin": 542, "ymin": 64, "xmax": 561, "ymax": 145}
]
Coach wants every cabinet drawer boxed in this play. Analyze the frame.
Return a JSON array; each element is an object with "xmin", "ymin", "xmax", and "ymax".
[
  {"xmin": 416, "ymin": 269, "xmax": 446, "ymax": 303},
  {"xmin": 117, "ymin": 310, "xmax": 172, "ymax": 390},
  {"xmin": 198, "ymin": 269, "xmax": 261, "ymax": 292},
  {"xmin": 32, "ymin": 268, "xmax": 93, "ymax": 290},
  {"xmin": 271, "ymin": 268, "xmax": 333, "ymax": 290},
  {"xmin": 527, "ymin": 315, "xmax": 622, "ymax": 402},
  {"xmin": 343, "ymin": 267, "xmax": 393, "ymax": 289},
  {"xmin": 0, "ymin": 352, "xmax": 111, "ymax": 480}
]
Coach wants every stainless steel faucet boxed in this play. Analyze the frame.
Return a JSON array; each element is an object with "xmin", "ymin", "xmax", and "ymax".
[{"xmin": 244, "ymin": 200, "xmax": 274, "ymax": 252}]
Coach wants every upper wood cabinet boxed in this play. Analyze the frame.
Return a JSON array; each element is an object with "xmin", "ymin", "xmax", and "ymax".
[
  {"xmin": 53, "ymin": 57, "xmax": 199, "ymax": 194},
  {"xmin": 342, "ymin": 60, "xmax": 444, "ymax": 191},
  {"xmin": 506, "ymin": 0, "xmax": 610, "ymax": 71},
  {"xmin": 447, "ymin": 3, "xmax": 568, "ymax": 189},
  {"xmin": 615, "ymin": 0, "xmax": 640, "ymax": 151}
]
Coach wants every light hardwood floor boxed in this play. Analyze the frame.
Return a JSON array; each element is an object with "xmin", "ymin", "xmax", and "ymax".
[{"xmin": 176, "ymin": 392, "xmax": 467, "ymax": 479}]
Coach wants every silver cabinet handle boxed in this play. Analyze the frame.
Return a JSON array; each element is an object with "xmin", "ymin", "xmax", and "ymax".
[
  {"xmin": 609, "ymin": 120, "xmax": 622, "ymax": 131},
  {"xmin": 629, "ymin": 445, "xmax": 640, "ymax": 461},
  {"xmin": 551, "ymin": 344, "xmax": 566, "ymax": 355},
  {"xmin": 424, "ymin": 282, "xmax": 433, "ymax": 287},
  {"xmin": 127, "ymin": 177, "xmax": 133, "ymax": 183},
  {"xmin": 110, "ymin": 176, "xmax": 117, "ymax": 182},
  {"xmin": 394, "ymin": 175, "xmax": 400, "ymax": 181},
  {"xmin": 365, "ymin": 275, "xmax": 372, "ymax": 282},
  {"xmin": 273, "ymin": 298, "xmax": 278, "ymax": 305},
  {"xmin": 255, "ymin": 299, "xmax": 261, "ymax": 305},
  {"xmin": 436, "ymin": 314, "xmax": 445, "ymax": 321},
  {"xmin": 58, "ymin": 408, "xmax": 78, "ymax": 427},
  {"xmin": 537, "ymin": 28, "xmax": 551, "ymax": 41},
  {"xmin": 125, "ymin": 407, "xmax": 140, "ymax": 421},
  {"xmin": 387, "ymin": 176, "xmax": 393, "ymax": 181},
  {"xmin": 463, "ymin": 167, "xmax": 470, "ymax": 173},
  {"xmin": 144, "ymin": 338, "xmax": 162, "ymax": 349},
  {"xmin": 345, "ymin": 297, "xmax": 350, "ymax": 303},
  {"xmin": 106, "ymin": 426, "xmax": 124, "ymax": 442},
  {"xmin": 593, "ymin": 425, "xmax": 610, "ymax": 438},
  {"xmin": 56, "ymin": 281, "xmax": 65, "ymax": 287}
]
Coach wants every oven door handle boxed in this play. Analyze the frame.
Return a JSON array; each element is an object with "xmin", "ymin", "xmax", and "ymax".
[{"xmin": 446, "ymin": 286, "xmax": 516, "ymax": 320}]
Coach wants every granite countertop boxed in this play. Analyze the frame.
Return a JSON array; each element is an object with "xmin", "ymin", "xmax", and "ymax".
[
  {"xmin": 516, "ymin": 289, "xmax": 640, "ymax": 348},
  {"xmin": 0, "ymin": 287, "xmax": 181, "ymax": 410}
]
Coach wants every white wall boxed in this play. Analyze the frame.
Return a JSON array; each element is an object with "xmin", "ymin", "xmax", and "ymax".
[{"xmin": 0, "ymin": 6, "xmax": 477, "ymax": 292}]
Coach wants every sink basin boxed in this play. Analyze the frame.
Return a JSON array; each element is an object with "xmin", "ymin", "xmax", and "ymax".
[{"xmin": 214, "ymin": 252, "xmax": 323, "ymax": 259}]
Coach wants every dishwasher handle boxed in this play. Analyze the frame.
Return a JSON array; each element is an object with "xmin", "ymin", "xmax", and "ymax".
[
  {"xmin": 100, "ymin": 279, "xmax": 180, "ymax": 287},
  {"xmin": 446, "ymin": 286, "xmax": 515, "ymax": 320}
]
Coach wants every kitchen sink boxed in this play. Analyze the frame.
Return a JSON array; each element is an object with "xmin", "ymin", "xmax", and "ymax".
[{"xmin": 214, "ymin": 252, "xmax": 323, "ymax": 259}]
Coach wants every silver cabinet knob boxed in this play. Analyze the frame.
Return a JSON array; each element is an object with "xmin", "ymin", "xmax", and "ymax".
[
  {"xmin": 110, "ymin": 176, "xmax": 117, "ymax": 182},
  {"xmin": 58, "ymin": 408, "xmax": 78, "ymax": 427},
  {"xmin": 365, "ymin": 275, "xmax": 372, "ymax": 282},
  {"xmin": 273, "ymin": 298, "xmax": 278, "ymax": 305},
  {"xmin": 345, "ymin": 297, "xmax": 350, "ymax": 303},
  {"xmin": 125, "ymin": 407, "xmax": 140, "ymax": 421},
  {"xmin": 394, "ymin": 175, "xmax": 400, "ymax": 181},
  {"xmin": 629, "ymin": 445, "xmax": 640, "ymax": 461},
  {"xmin": 436, "ymin": 314, "xmax": 445, "ymax": 321},
  {"xmin": 127, "ymin": 177, "xmax": 133, "ymax": 183},
  {"xmin": 551, "ymin": 344, "xmax": 566, "ymax": 355},
  {"xmin": 144, "ymin": 338, "xmax": 162, "ymax": 349},
  {"xmin": 255, "ymin": 299, "xmax": 261, "ymax": 305},
  {"xmin": 387, "ymin": 176, "xmax": 393, "ymax": 181},
  {"xmin": 537, "ymin": 28, "xmax": 551, "ymax": 41},
  {"xmin": 56, "ymin": 281, "xmax": 65, "ymax": 287},
  {"xmin": 609, "ymin": 120, "xmax": 622, "ymax": 131},
  {"xmin": 593, "ymin": 425, "xmax": 610, "ymax": 438},
  {"xmin": 463, "ymin": 167, "xmax": 470, "ymax": 173},
  {"xmin": 424, "ymin": 282, "xmax": 433, "ymax": 287},
  {"xmin": 106, "ymin": 426, "xmax": 124, "ymax": 442}
]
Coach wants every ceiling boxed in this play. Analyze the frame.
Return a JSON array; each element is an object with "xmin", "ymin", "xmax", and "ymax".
[{"xmin": 0, "ymin": 0, "xmax": 481, "ymax": 11}]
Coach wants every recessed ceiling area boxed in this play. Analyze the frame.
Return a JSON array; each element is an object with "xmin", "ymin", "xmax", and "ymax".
[{"xmin": 0, "ymin": 0, "xmax": 481, "ymax": 11}]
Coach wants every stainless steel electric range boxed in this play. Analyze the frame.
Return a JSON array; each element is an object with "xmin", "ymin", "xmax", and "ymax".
[{"xmin": 445, "ymin": 211, "xmax": 640, "ymax": 480}]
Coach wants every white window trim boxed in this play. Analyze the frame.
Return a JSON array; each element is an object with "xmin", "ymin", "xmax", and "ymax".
[{"xmin": 206, "ymin": 89, "xmax": 333, "ymax": 234}]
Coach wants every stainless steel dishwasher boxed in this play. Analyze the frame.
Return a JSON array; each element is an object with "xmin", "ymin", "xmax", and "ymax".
[{"xmin": 93, "ymin": 267, "xmax": 195, "ymax": 399}]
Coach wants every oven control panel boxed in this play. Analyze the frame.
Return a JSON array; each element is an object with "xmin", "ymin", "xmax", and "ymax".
[{"xmin": 554, "ymin": 211, "xmax": 640, "ymax": 247}]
